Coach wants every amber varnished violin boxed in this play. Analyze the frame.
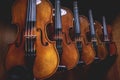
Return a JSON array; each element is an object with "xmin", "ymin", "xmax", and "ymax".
[
  {"xmin": 47, "ymin": 0, "xmax": 79, "ymax": 71},
  {"xmin": 72, "ymin": 1, "xmax": 95, "ymax": 65},
  {"xmin": 59, "ymin": 7, "xmax": 79, "ymax": 70},
  {"xmin": 5, "ymin": 0, "xmax": 59, "ymax": 79}
]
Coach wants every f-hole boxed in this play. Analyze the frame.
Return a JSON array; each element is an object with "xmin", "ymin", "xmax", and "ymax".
[
  {"xmin": 15, "ymin": 30, "xmax": 23, "ymax": 47},
  {"xmin": 37, "ymin": 28, "xmax": 48, "ymax": 46},
  {"xmin": 63, "ymin": 32, "xmax": 71, "ymax": 45}
]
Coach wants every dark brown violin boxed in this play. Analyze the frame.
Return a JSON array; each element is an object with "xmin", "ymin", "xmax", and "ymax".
[
  {"xmin": 94, "ymin": 20, "xmax": 108, "ymax": 60},
  {"xmin": 5, "ymin": 0, "xmax": 59, "ymax": 79},
  {"xmin": 88, "ymin": 10, "xmax": 108, "ymax": 62},
  {"xmin": 102, "ymin": 16, "xmax": 117, "ymax": 56},
  {"xmin": 72, "ymin": 1, "xmax": 95, "ymax": 65},
  {"xmin": 48, "ymin": 0, "xmax": 79, "ymax": 70}
]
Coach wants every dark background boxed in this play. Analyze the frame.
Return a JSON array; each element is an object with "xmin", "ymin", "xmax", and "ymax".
[{"xmin": 0, "ymin": 0, "xmax": 120, "ymax": 24}]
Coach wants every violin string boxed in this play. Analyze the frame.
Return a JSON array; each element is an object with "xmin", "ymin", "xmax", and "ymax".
[
  {"xmin": 28, "ymin": 0, "xmax": 30, "ymax": 53},
  {"xmin": 30, "ymin": 0, "xmax": 34, "ymax": 53},
  {"xmin": 58, "ymin": 0, "xmax": 61, "ymax": 61},
  {"xmin": 30, "ymin": 0, "xmax": 32, "ymax": 53},
  {"xmin": 31, "ymin": 21, "xmax": 33, "ymax": 52},
  {"xmin": 25, "ymin": 0, "xmax": 30, "ymax": 53}
]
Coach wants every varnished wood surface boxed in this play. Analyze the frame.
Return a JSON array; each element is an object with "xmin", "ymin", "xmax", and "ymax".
[
  {"xmin": 5, "ymin": 0, "xmax": 59, "ymax": 79},
  {"xmin": 59, "ymin": 7, "xmax": 79, "ymax": 70},
  {"xmin": 0, "ymin": 14, "xmax": 120, "ymax": 80},
  {"xmin": 79, "ymin": 16, "xmax": 95, "ymax": 65}
]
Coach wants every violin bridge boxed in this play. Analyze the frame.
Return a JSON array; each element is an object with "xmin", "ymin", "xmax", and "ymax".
[{"xmin": 24, "ymin": 35, "xmax": 36, "ymax": 38}]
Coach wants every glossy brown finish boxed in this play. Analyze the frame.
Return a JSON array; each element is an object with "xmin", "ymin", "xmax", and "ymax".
[
  {"xmin": 5, "ymin": 0, "xmax": 59, "ymax": 79},
  {"xmin": 94, "ymin": 21, "xmax": 108, "ymax": 60},
  {"xmin": 60, "ymin": 7, "xmax": 79, "ymax": 69},
  {"xmin": 33, "ymin": 0, "xmax": 59, "ymax": 79},
  {"xmin": 47, "ymin": 7, "xmax": 79, "ymax": 70},
  {"xmin": 78, "ymin": 15, "xmax": 95, "ymax": 65},
  {"xmin": 0, "ymin": 20, "xmax": 119, "ymax": 80}
]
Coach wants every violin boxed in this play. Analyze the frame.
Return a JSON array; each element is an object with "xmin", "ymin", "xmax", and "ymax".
[
  {"xmin": 72, "ymin": 1, "xmax": 95, "ymax": 65},
  {"xmin": 88, "ymin": 9, "xmax": 108, "ymax": 62},
  {"xmin": 49, "ymin": 0, "xmax": 79, "ymax": 70},
  {"xmin": 94, "ymin": 20, "xmax": 108, "ymax": 60},
  {"xmin": 102, "ymin": 16, "xmax": 117, "ymax": 56},
  {"xmin": 5, "ymin": 0, "xmax": 59, "ymax": 79}
]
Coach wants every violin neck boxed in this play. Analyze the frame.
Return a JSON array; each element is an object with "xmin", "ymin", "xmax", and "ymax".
[
  {"xmin": 26, "ymin": 0, "xmax": 36, "ymax": 22},
  {"xmin": 89, "ymin": 9, "xmax": 96, "ymax": 40},
  {"xmin": 73, "ymin": 1, "xmax": 81, "ymax": 38},
  {"xmin": 102, "ymin": 16, "xmax": 109, "ymax": 41},
  {"xmin": 24, "ymin": 0, "xmax": 36, "ymax": 53},
  {"xmin": 55, "ymin": 0, "xmax": 62, "ymax": 33},
  {"xmin": 25, "ymin": 0, "xmax": 36, "ymax": 34}
]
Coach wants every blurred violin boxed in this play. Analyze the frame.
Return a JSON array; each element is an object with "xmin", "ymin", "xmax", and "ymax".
[
  {"xmin": 102, "ymin": 16, "xmax": 117, "ymax": 56},
  {"xmin": 5, "ymin": 0, "xmax": 59, "ymax": 79},
  {"xmin": 72, "ymin": 1, "xmax": 95, "ymax": 65},
  {"xmin": 94, "ymin": 20, "xmax": 108, "ymax": 60},
  {"xmin": 88, "ymin": 10, "xmax": 108, "ymax": 62}
]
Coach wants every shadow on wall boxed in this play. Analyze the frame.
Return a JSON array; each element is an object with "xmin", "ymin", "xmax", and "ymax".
[{"xmin": 112, "ymin": 14, "xmax": 120, "ymax": 80}]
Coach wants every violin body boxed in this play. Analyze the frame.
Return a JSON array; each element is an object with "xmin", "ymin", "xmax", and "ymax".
[
  {"xmin": 94, "ymin": 21, "xmax": 108, "ymax": 60},
  {"xmin": 33, "ymin": 0, "xmax": 59, "ymax": 79},
  {"xmin": 5, "ymin": 0, "xmax": 59, "ymax": 79},
  {"xmin": 79, "ymin": 16, "xmax": 95, "ymax": 65},
  {"xmin": 48, "ymin": 7, "xmax": 79, "ymax": 70},
  {"xmin": 60, "ymin": 7, "xmax": 79, "ymax": 69},
  {"xmin": 5, "ymin": 0, "xmax": 28, "ymax": 71}
]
